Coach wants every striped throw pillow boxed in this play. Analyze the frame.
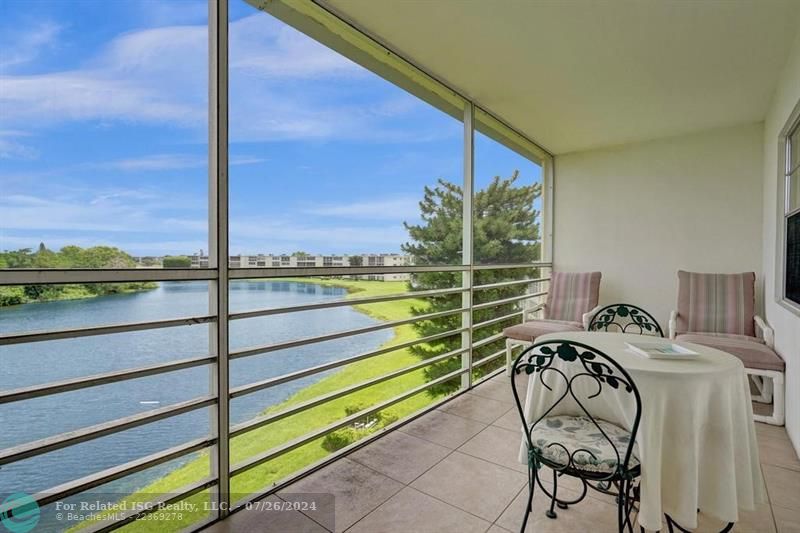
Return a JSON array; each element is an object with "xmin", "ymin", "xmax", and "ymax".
[
  {"xmin": 676, "ymin": 271, "xmax": 756, "ymax": 336},
  {"xmin": 545, "ymin": 272, "xmax": 602, "ymax": 323}
]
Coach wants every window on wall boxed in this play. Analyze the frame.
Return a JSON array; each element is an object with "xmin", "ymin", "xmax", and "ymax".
[
  {"xmin": 0, "ymin": 0, "xmax": 209, "ymax": 270},
  {"xmin": 470, "ymin": 108, "xmax": 549, "ymax": 379},
  {"xmin": 226, "ymin": 0, "xmax": 471, "ymax": 505},
  {"xmin": 785, "ymin": 116, "xmax": 800, "ymax": 307},
  {"xmin": 0, "ymin": 0, "xmax": 553, "ymax": 530},
  {"xmin": 227, "ymin": 3, "xmax": 463, "ymax": 266},
  {"xmin": 473, "ymin": 110, "xmax": 544, "ymax": 266}
]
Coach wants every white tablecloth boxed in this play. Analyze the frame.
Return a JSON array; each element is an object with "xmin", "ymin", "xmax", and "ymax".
[{"xmin": 517, "ymin": 331, "xmax": 766, "ymax": 530}]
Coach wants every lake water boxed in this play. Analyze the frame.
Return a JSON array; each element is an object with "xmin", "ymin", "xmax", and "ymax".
[{"xmin": 0, "ymin": 280, "xmax": 392, "ymax": 504}]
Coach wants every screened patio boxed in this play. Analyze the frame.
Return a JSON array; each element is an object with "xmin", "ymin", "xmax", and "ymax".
[{"xmin": 1, "ymin": 0, "xmax": 799, "ymax": 532}]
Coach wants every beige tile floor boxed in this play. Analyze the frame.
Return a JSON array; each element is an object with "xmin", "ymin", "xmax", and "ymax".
[{"xmin": 204, "ymin": 373, "xmax": 800, "ymax": 533}]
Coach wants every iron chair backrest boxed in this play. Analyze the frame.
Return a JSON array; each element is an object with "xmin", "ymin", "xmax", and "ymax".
[
  {"xmin": 588, "ymin": 303, "xmax": 664, "ymax": 337},
  {"xmin": 510, "ymin": 339, "xmax": 642, "ymax": 481}
]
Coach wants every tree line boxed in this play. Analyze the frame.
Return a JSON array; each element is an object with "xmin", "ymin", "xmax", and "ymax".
[
  {"xmin": 324, "ymin": 171, "xmax": 541, "ymax": 450},
  {"xmin": 0, "ymin": 244, "xmax": 157, "ymax": 306},
  {"xmin": 403, "ymin": 171, "xmax": 542, "ymax": 389}
]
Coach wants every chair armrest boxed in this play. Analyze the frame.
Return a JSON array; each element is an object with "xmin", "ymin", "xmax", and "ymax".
[
  {"xmin": 582, "ymin": 305, "xmax": 603, "ymax": 330},
  {"xmin": 754, "ymin": 315, "xmax": 775, "ymax": 348},
  {"xmin": 524, "ymin": 302, "xmax": 545, "ymax": 321},
  {"xmin": 668, "ymin": 310, "xmax": 678, "ymax": 339}
]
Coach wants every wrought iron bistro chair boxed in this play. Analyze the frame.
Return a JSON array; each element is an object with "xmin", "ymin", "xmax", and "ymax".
[
  {"xmin": 588, "ymin": 303, "xmax": 664, "ymax": 337},
  {"xmin": 510, "ymin": 340, "xmax": 642, "ymax": 533}
]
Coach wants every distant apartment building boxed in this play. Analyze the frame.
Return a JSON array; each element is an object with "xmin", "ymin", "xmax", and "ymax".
[
  {"xmin": 187, "ymin": 253, "xmax": 413, "ymax": 281},
  {"xmin": 358, "ymin": 254, "xmax": 412, "ymax": 282},
  {"xmin": 190, "ymin": 255, "xmax": 210, "ymax": 268}
]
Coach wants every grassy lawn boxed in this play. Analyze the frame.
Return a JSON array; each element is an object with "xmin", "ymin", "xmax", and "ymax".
[{"xmin": 81, "ymin": 278, "xmax": 455, "ymax": 532}]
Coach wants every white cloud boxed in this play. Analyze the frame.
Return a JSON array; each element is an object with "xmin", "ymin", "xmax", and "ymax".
[
  {"xmin": 0, "ymin": 21, "xmax": 62, "ymax": 70},
  {"xmin": 94, "ymin": 154, "xmax": 205, "ymax": 172},
  {"xmin": 301, "ymin": 196, "xmax": 421, "ymax": 220},
  {"xmin": 0, "ymin": 190, "xmax": 412, "ymax": 255},
  {"xmin": 0, "ymin": 13, "xmax": 437, "ymax": 144},
  {"xmin": 82, "ymin": 153, "xmax": 265, "ymax": 171},
  {"xmin": 0, "ymin": 22, "xmax": 208, "ymax": 128},
  {"xmin": 0, "ymin": 14, "xmax": 357, "ymax": 132},
  {"xmin": 0, "ymin": 193, "xmax": 205, "ymax": 234},
  {"xmin": 230, "ymin": 155, "xmax": 267, "ymax": 166},
  {"xmin": 229, "ymin": 216, "xmax": 408, "ymax": 254},
  {"xmin": 0, "ymin": 71, "xmax": 204, "ymax": 127},
  {"xmin": 229, "ymin": 14, "xmax": 361, "ymax": 79},
  {"xmin": 0, "ymin": 131, "xmax": 38, "ymax": 160}
]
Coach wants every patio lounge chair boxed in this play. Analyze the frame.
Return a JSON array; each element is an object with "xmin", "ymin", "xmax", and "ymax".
[
  {"xmin": 669, "ymin": 270, "xmax": 785, "ymax": 426},
  {"xmin": 503, "ymin": 271, "xmax": 602, "ymax": 375}
]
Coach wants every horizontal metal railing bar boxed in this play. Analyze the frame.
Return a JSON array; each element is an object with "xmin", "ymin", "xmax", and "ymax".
[
  {"xmin": 472, "ymin": 263, "xmax": 551, "ymax": 271},
  {"xmin": 472, "ymin": 276, "xmax": 550, "ymax": 291},
  {"xmin": 229, "ymin": 286, "xmax": 467, "ymax": 321},
  {"xmin": 0, "ymin": 264, "xmax": 551, "ymax": 286},
  {"xmin": 473, "ymin": 366, "xmax": 505, "ymax": 386},
  {"xmin": 472, "ymin": 348, "xmax": 506, "ymax": 369},
  {"xmin": 231, "ymin": 347, "xmax": 467, "ymax": 438},
  {"xmin": 0, "ymin": 396, "xmax": 216, "ymax": 466},
  {"xmin": 472, "ymin": 332, "xmax": 506, "ymax": 350},
  {"xmin": 228, "ymin": 264, "xmax": 469, "ymax": 279},
  {"xmin": 0, "ymin": 268, "xmax": 217, "ymax": 286},
  {"xmin": 230, "ymin": 307, "xmax": 467, "ymax": 360},
  {"xmin": 0, "ymin": 315, "xmax": 216, "ymax": 346},
  {"xmin": 230, "ymin": 327, "xmax": 466, "ymax": 399},
  {"xmin": 0, "ymin": 356, "xmax": 217, "ymax": 405},
  {"xmin": 90, "ymin": 477, "xmax": 218, "ymax": 533},
  {"xmin": 230, "ymin": 367, "xmax": 467, "ymax": 477},
  {"xmin": 15, "ymin": 438, "xmax": 215, "ymax": 511},
  {"xmin": 472, "ymin": 291, "xmax": 546, "ymax": 311},
  {"xmin": 472, "ymin": 310, "xmax": 524, "ymax": 331}
]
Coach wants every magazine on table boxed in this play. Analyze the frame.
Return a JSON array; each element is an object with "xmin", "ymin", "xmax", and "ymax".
[{"xmin": 625, "ymin": 341, "xmax": 700, "ymax": 359}]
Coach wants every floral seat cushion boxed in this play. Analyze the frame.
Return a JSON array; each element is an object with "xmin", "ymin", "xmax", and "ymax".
[{"xmin": 530, "ymin": 415, "xmax": 639, "ymax": 474}]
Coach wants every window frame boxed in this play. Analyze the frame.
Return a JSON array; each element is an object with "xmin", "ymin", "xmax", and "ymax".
[
  {"xmin": 0, "ymin": 0, "xmax": 554, "ymax": 528},
  {"xmin": 778, "ymin": 99, "xmax": 800, "ymax": 315}
]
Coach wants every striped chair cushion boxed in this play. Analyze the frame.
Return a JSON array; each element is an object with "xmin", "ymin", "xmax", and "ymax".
[
  {"xmin": 676, "ymin": 271, "xmax": 755, "ymax": 337},
  {"xmin": 545, "ymin": 271, "xmax": 602, "ymax": 323},
  {"xmin": 677, "ymin": 333, "xmax": 784, "ymax": 371},
  {"xmin": 503, "ymin": 320, "xmax": 583, "ymax": 342}
]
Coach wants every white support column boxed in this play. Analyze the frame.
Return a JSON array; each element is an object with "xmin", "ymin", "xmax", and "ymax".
[
  {"xmin": 542, "ymin": 154, "xmax": 555, "ymax": 265},
  {"xmin": 209, "ymin": 0, "xmax": 230, "ymax": 519},
  {"xmin": 462, "ymin": 103, "xmax": 474, "ymax": 390}
]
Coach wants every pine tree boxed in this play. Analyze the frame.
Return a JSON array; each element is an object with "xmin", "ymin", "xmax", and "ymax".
[{"xmin": 402, "ymin": 171, "xmax": 541, "ymax": 391}]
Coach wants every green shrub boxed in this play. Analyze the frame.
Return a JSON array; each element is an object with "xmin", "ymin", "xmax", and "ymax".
[
  {"xmin": 322, "ymin": 427, "xmax": 364, "ymax": 452},
  {"xmin": 162, "ymin": 256, "xmax": 192, "ymax": 268},
  {"xmin": 0, "ymin": 286, "xmax": 26, "ymax": 306},
  {"xmin": 321, "ymin": 406, "xmax": 402, "ymax": 452}
]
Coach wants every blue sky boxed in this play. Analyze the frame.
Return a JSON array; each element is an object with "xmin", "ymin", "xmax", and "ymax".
[{"xmin": 0, "ymin": 0, "xmax": 540, "ymax": 257}]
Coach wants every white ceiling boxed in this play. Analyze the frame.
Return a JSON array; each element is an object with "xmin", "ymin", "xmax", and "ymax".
[{"xmin": 323, "ymin": 0, "xmax": 800, "ymax": 154}]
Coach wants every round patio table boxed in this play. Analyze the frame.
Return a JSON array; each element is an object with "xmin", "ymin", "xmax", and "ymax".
[{"xmin": 516, "ymin": 331, "xmax": 766, "ymax": 531}]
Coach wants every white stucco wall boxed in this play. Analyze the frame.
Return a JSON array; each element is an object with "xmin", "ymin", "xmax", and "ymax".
[
  {"xmin": 552, "ymin": 121, "xmax": 764, "ymax": 338},
  {"xmin": 762, "ymin": 29, "xmax": 800, "ymax": 452}
]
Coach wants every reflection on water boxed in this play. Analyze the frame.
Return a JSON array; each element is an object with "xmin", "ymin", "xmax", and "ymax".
[{"xmin": 0, "ymin": 280, "xmax": 391, "ymax": 503}]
